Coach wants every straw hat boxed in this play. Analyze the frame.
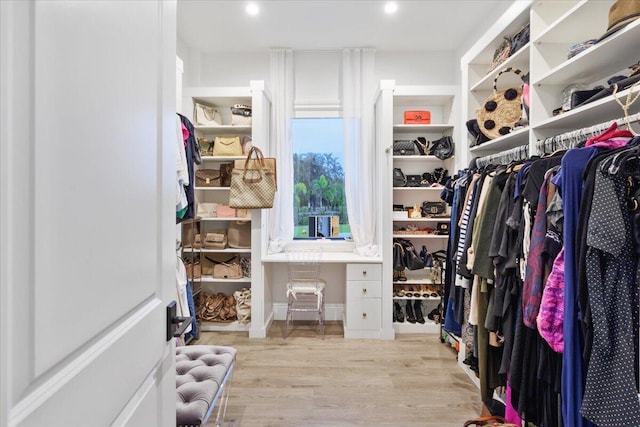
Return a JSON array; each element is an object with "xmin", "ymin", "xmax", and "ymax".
[{"xmin": 598, "ymin": 0, "xmax": 640, "ymax": 42}]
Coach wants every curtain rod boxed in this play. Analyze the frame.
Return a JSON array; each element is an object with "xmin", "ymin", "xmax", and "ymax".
[
  {"xmin": 476, "ymin": 144, "xmax": 529, "ymax": 168},
  {"xmin": 536, "ymin": 111, "xmax": 640, "ymax": 153}
]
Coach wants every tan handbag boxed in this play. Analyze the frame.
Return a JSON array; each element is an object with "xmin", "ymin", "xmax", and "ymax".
[
  {"xmin": 213, "ymin": 136, "xmax": 243, "ymax": 156},
  {"xmin": 229, "ymin": 147, "xmax": 277, "ymax": 209},
  {"xmin": 233, "ymin": 149, "xmax": 277, "ymax": 189},
  {"xmin": 193, "ymin": 102, "xmax": 223, "ymax": 126},
  {"xmin": 195, "ymin": 169, "xmax": 221, "ymax": 187},
  {"xmin": 228, "ymin": 221, "xmax": 251, "ymax": 248},
  {"xmin": 201, "ymin": 254, "xmax": 236, "ymax": 276},
  {"xmin": 213, "ymin": 262, "xmax": 243, "ymax": 280},
  {"xmin": 476, "ymin": 67, "xmax": 526, "ymax": 140},
  {"xmin": 183, "ymin": 259, "xmax": 201, "ymax": 279},
  {"xmin": 203, "ymin": 231, "xmax": 227, "ymax": 249}
]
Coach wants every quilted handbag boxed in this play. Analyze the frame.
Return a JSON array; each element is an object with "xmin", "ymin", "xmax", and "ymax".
[
  {"xmin": 393, "ymin": 140, "xmax": 416, "ymax": 155},
  {"xmin": 195, "ymin": 169, "xmax": 221, "ymax": 187},
  {"xmin": 234, "ymin": 288, "xmax": 251, "ymax": 323},
  {"xmin": 476, "ymin": 67, "xmax": 526, "ymax": 140},
  {"xmin": 213, "ymin": 136, "xmax": 243, "ymax": 157},
  {"xmin": 231, "ymin": 104, "xmax": 252, "ymax": 126},
  {"xmin": 193, "ymin": 102, "xmax": 223, "ymax": 126},
  {"xmin": 229, "ymin": 147, "xmax": 276, "ymax": 209},
  {"xmin": 422, "ymin": 201, "xmax": 446, "ymax": 216}
]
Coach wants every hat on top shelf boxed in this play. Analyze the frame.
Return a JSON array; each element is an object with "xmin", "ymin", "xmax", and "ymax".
[{"xmin": 598, "ymin": 0, "xmax": 640, "ymax": 42}]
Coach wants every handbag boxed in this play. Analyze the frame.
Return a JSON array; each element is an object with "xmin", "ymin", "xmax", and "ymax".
[
  {"xmin": 228, "ymin": 221, "xmax": 251, "ymax": 248},
  {"xmin": 233, "ymin": 149, "xmax": 277, "ymax": 189},
  {"xmin": 395, "ymin": 238, "xmax": 424, "ymax": 271},
  {"xmin": 393, "ymin": 140, "xmax": 416, "ymax": 155},
  {"xmin": 213, "ymin": 136, "xmax": 243, "ymax": 157},
  {"xmin": 217, "ymin": 204, "xmax": 237, "ymax": 218},
  {"xmin": 201, "ymin": 254, "xmax": 236, "ymax": 275},
  {"xmin": 429, "ymin": 136, "xmax": 454, "ymax": 160},
  {"xmin": 198, "ymin": 137, "xmax": 215, "ymax": 156},
  {"xmin": 231, "ymin": 104, "xmax": 252, "ymax": 126},
  {"xmin": 195, "ymin": 169, "xmax": 221, "ymax": 187},
  {"xmin": 229, "ymin": 147, "xmax": 277, "ymax": 209},
  {"xmin": 488, "ymin": 36, "xmax": 512, "ymax": 73},
  {"xmin": 476, "ymin": 67, "xmax": 526, "ymax": 140},
  {"xmin": 240, "ymin": 256, "xmax": 251, "ymax": 278},
  {"xmin": 420, "ymin": 245, "xmax": 433, "ymax": 268},
  {"xmin": 510, "ymin": 24, "xmax": 530, "ymax": 56},
  {"xmin": 213, "ymin": 261, "xmax": 243, "ymax": 280},
  {"xmin": 203, "ymin": 231, "xmax": 227, "ymax": 249},
  {"xmin": 393, "ymin": 168, "xmax": 407, "ymax": 187},
  {"xmin": 196, "ymin": 202, "xmax": 217, "ymax": 218},
  {"xmin": 403, "ymin": 110, "xmax": 431, "ymax": 124},
  {"xmin": 193, "ymin": 102, "xmax": 223, "ymax": 126},
  {"xmin": 422, "ymin": 201, "xmax": 446, "ymax": 216},
  {"xmin": 234, "ymin": 288, "xmax": 251, "ymax": 323},
  {"xmin": 220, "ymin": 162, "xmax": 233, "ymax": 187},
  {"xmin": 183, "ymin": 258, "xmax": 201, "ymax": 279},
  {"xmin": 406, "ymin": 175, "xmax": 421, "ymax": 187}
]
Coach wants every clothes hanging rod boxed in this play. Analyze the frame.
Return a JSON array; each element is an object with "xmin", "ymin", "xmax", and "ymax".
[
  {"xmin": 537, "ymin": 111, "xmax": 640, "ymax": 153},
  {"xmin": 475, "ymin": 144, "xmax": 529, "ymax": 168}
]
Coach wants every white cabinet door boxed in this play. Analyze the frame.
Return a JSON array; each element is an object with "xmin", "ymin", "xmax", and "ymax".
[{"xmin": 0, "ymin": 1, "xmax": 177, "ymax": 426}]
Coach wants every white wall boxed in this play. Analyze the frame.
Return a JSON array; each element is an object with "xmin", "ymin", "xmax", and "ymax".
[{"xmin": 375, "ymin": 51, "xmax": 458, "ymax": 85}]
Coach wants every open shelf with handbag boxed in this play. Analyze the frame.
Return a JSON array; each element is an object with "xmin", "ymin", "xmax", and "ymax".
[
  {"xmin": 181, "ymin": 82, "xmax": 270, "ymax": 335},
  {"xmin": 375, "ymin": 81, "xmax": 456, "ymax": 336}
]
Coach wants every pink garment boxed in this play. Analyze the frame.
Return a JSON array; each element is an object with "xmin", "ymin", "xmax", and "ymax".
[
  {"xmin": 537, "ymin": 248, "xmax": 565, "ymax": 353},
  {"xmin": 505, "ymin": 380, "xmax": 522, "ymax": 425},
  {"xmin": 181, "ymin": 122, "xmax": 189, "ymax": 146},
  {"xmin": 585, "ymin": 123, "xmax": 632, "ymax": 148}
]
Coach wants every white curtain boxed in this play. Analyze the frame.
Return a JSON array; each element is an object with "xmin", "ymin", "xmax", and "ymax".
[
  {"xmin": 268, "ymin": 48, "xmax": 295, "ymax": 254},
  {"xmin": 342, "ymin": 48, "xmax": 378, "ymax": 257}
]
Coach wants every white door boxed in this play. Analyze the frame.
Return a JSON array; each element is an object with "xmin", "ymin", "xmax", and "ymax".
[{"xmin": 0, "ymin": 1, "xmax": 177, "ymax": 426}]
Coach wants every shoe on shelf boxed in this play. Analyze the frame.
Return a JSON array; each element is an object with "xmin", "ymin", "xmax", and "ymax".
[
  {"xmin": 393, "ymin": 302, "xmax": 405, "ymax": 323},
  {"xmin": 405, "ymin": 300, "xmax": 416, "ymax": 324},
  {"xmin": 405, "ymin": 286, "xmax": 415, "ymax": 298},
  {"xmin": 398, "ymin": 269, "xmax": 408, "ymax": 282},
  {"xmin": 414, "ymin": 300, "xmax": 425, "ymax": 324}
]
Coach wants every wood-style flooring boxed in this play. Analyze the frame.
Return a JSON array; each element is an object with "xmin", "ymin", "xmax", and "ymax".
[{"xmin": 196, "ymin": 321, "xmax": 482, "ymax": 427}]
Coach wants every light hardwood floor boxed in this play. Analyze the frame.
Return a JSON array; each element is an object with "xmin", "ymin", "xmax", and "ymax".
[{"xmin": 196, "ymin": 321, "xmax": 482, "ymax": 427}]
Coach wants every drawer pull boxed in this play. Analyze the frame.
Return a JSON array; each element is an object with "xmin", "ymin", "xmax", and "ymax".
[
  {"xmin": 362, "ymin": 312, "xmax": 367, "ymax": 319},
  {"xmin": 362, "ymin": 288, "xmax": 367, "ymax": 294},
  {"xmin": 362, "ymin": 270, "xmax": 367, "ymax": 276}
]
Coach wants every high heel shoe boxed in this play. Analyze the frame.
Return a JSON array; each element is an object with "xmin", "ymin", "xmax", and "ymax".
[
  {"xmin": 414, "ymin": 300, "xmax": 425, "ymax": 324},
  {"xmin": 405, "ymin": 300, "xmax": 416, "ymax": 323},
  {"xmin": 394, "ymin": 302, "xmax": 405, "ymax": 323}
]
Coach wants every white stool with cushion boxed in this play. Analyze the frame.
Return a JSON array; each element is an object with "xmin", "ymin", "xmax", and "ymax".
[{"xmin": 285, "ymin": 247, "xmax": 326, "ymax": 339}]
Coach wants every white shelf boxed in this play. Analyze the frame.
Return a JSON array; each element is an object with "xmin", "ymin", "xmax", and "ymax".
[
  {"xmin": 393, "ymin": 296, "xmax": 442, "ymax": 301},
  {"xmin": 183, "ymin": 248, "xmax": 252, "ymax": 254},
  {"xmin": 533, "ymin": 20, "xmax": 640, "ymax": 86},
  {"xmin": 195, "ymin": 276, "xmax": 251, "ymax": 283},
  {"xmin": 199, "ymin": 320, "xmax": 251, "ymax": 332},
  {"xmin": 392, "ymin": 234, "xmax": 449, "ymax": 239},
  {"xmin": 532, "ymin": 0, "xmax": 610, "ymax": 45},
  {"xmin": 532, "ymin": 83, "xmax": 640, "ymax": 133},
  {"xmin": 200, "ymin": 155, "xmax": 245, "ymax": 161},
  {"xmin": 468, "ymin": 126, "xmax": 530, "ymax": 154},
  {"xmin": 393, "ymin": 321, "xmax": 440, "ymax": 334},
  {"xmin": 470, "ymin": 43, "xmax": 531, "ymax": 92},
  {"xmin": 393, "ymin": 124, "xmax": 454, "ymax": 133}
]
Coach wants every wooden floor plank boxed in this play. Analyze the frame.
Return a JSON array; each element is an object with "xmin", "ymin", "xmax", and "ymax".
[{"xmin": 198, "ymin": 321, "xmax": 482, "ymax": 426}]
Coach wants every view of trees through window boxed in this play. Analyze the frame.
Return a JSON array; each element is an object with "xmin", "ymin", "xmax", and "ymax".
[{"xmin": 291, "ymin": 118, "xmax": 350, "ymax": 239}]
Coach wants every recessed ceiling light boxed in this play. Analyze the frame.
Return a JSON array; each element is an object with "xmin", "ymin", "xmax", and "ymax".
[
  {"xmin": 246, "ymin": 2, "xmax": 259, "ymax": 16},
  {"xmin": 384, "ymin": 2, "xmax": 398, "ymax": 14}
]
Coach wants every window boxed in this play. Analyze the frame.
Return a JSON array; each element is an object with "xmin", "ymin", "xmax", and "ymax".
[{"xmin": 291, "ymin": 118, "xmax": 350, "ymax": 239}]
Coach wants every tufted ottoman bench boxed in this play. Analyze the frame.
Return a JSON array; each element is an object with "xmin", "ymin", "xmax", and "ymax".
[{"xmin": 176, "ymin": 345, "xmax": 237, "ymax": 427}]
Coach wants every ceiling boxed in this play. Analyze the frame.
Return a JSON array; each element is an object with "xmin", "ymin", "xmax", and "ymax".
[{"xmin": 177, "ymin": 1, "xmax": 512, "ymax": 53}]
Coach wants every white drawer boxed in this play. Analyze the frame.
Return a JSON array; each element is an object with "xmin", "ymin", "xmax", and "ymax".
[
  {"xmin": 346, "ymin": 298, "xmax": 381, "ymax": 330},
  {"xmin": 347, "ymin": 280, "xmax": 381, "ymax": 299},
  {"xmin": 347, "ymin": 263, "xmax": 381, "ymax": 281}
]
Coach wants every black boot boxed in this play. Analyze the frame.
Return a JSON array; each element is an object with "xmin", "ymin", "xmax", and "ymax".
[
  {"xmin": 405, "ymin": 300, "xmax": 416, "ymax": 323},
  {"xmin": 414, "ymin": 300, "xmax": 425, "ymax": 324},
  {"xmin": 393, "ymin": 302, "xmax": 405, "ymax": 323}
]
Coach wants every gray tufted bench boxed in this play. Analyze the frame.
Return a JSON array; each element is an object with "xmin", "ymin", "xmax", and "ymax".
[{"xmin": 176, "ymin": 345, "xmax": 237, "ymax": 427}]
